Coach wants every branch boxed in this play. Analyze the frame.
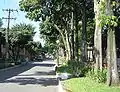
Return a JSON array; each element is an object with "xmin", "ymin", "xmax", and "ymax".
[{"xmin": 54, "ymin": 24, "xmax": 67, "ymax": 49}]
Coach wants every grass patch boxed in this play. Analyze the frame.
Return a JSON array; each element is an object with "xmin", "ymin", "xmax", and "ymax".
[{"xmin": 62, "ymin": 77, "xmax": 120, "ymax": 92}]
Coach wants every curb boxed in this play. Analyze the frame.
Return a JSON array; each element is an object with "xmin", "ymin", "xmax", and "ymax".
[
  {"xmin": 58, "ymin": 80, "xmax": 66, "ymax": 92},
  {"xmin": 0, "ymin": 62, "xmax": 27, "ymax": 72},
  {"xmin": 56, "ymin": 73, "xmax": 66, "ymax": 92}
]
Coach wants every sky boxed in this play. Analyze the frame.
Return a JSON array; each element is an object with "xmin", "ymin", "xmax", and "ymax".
[{"xmin": 0, "ymin": 0, "xmax": 45, "ymax": 46}]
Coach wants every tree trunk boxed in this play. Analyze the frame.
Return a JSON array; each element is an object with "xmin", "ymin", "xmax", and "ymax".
[
  {"xmin": 16, "ymin": 46, "xmax": 20, "ymax": 61},
  {"xmin": 75, "ymin": 17, "xmax": 79, "ymax": 62},
  {"xmin": 54, "ymin": 24, "xmax": 69, "ymax": 61},
  {"xmin": 65, "ymin": 15, "xmax": 72, "ymax": 61},
  {"xmin": 107, "ymin": 29, "xmax": 112, "ymax": 86},
  {"xmin": 71, "ymin": 11, "xmax": 75, "ymax": 60},
  {"xmin": 107, "ymin": 28, "xmax": 119, "ymax": 86},
  {"xmin": 111, "ymin": 30, "xmax": 119, "ymax": 85},
  {"xmin": 0, "ymin": 44, "xmax": 2, "ymax": 58},
  {"xmin": 94, "ymin": 0, "xmax": 102, "ymax": 71},
  {"xmin": 106, "ymin": 0, "xmax": 119, "ymax": 86},
  {"xmin": 65, "ymin": 29, "xmax": 71, "ymax": 61},
  {"xmin": 81, "ymin": 1, "xmax": 87, "ymax": 62}
]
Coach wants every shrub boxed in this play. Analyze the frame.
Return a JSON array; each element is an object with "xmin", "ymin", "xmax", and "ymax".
[
  {"xmin": 59, "ymin": 57, "xmax": 68, "ymax": 65},
  {"xmin": 57, "ymin": 59, "xmax": 92, "ymax": 77},
  {"xmin": 56, "ymin": 65, "xmax": 68, "ymax": 73},
  {"xmin": 87, "ymin": 69, "xmax": 107, "ymax": 83},
  {"xmin": 67, "ymin": 61, "xmax": 91, "ymax": 77}
]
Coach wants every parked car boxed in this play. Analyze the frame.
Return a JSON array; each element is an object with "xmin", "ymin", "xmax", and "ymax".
[{"xmin": 37, "ymin": 56, "xmax": 43, "ymax": 61}]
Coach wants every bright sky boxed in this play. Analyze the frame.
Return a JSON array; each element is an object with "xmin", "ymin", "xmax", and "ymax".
[{"xmin": 0, "ymin": 0, "xmax": 45, "ymax": 46}]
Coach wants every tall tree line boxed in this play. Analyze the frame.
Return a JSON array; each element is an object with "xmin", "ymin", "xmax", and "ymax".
[
  {"xmin": 19, "ymin": 0, "xmax": 94, "ymax": 62},
  {"xmin": 19, "ymin": 0, "xmax": 120, "ymax": 86}
]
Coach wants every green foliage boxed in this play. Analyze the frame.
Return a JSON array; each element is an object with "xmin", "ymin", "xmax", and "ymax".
[
  {"xmin": 9, "ymin": 23, "xmax": 35, "ymax": 47},
  {"xmin": 26, "ymin": 41, "xmax": 42, "ymax": 55},
  {"xmin": 87, "ymin": 19, "xmax": 95, "ymax": 45},
  {"xmin": 100, "ymin": 15, "xmax": 118, "ymax": 27},
  {"xmin": 19, "ymin": 0, "xmax": 94, "ymax": 41},
  {"xmin": 0, "ymin": 28, "xmax": 6, "ymax": 45},
  {"xmin": 57, "ymin": 59, "xmax": 91, "ymax": 77},
  {"xmin": 57, "ymin": 64, "xmax": 68, "ymax": 73},
  {"xmin": 43, "ymin": 41, "xmax": 57, "ymax": 56},
  {"xmin": 19, "ymin": 0, "xmax": 95, "ymax": 66},
  {"xmin": 19, "ymin": 0, "xmax": 41, "ymax": 21},
  {"xmin": 67, "ymin": 61, "xmax": 85, "ymax": 77},
  {"xmin": 8, "ymin": 23, "xmax": 36, "ymax": 61},
  {"xmin": 59, "ymin": 57, "xmax": 68, "ymax": 65},
  {"xmin": 96, "ymin": 0, "xmax": 118, "ymax": 28},
  {"xmin": 87, "ymin": 69, "xmax": 107, "ymax": 83},
  {"xmin": 98, "ymin": 0, "xmax": 106, "ymax": 14},
  {"xmin": 0, "ymin": 18, "xmax": 3, "ymax": 27},
  {"xmin": 39, "ymin": 17, "xmax": 59, "ymax": 43}
]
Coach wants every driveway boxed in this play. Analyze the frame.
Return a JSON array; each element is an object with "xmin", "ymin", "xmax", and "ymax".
[{"xmin": 0, "ymin": 60, "xmax": 59, "ymax": 92}]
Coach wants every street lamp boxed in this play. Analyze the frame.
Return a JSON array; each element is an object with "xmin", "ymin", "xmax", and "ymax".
[{"xmin": 56, "ymin": 40, "xmax": 59, "ymax": 66}]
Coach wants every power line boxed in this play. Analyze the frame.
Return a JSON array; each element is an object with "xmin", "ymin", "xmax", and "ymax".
[{"xmin": 2, "ymin": 9, "xmax": 18, "ymax": 59}]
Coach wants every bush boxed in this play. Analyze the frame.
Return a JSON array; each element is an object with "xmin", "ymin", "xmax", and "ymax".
[
  {"xmin": 57, "ymin": 65, "xmax": 68, "ymax": 73},
  {"xmin": 57, "ymin": 60, "xmax": 91, "ymax": 77},
  {"xmin": 67, "ymin": 61, "xmax": 84, "ymax": 77},
  {"xmin": 87, "ymin": 69, "xmax": 107, "ymax": 83},
  {"xmin": 68, "ymin": 60, "xmax": 93, "ymax": 77},
  {"xmin": 59, "ymin": 57, "xmax": 68, "ymax": 65}
]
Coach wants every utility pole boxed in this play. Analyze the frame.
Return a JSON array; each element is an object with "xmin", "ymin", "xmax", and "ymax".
[{"xmin": 2, "ymin": 9, "xmax": 18, "ymax": 59}]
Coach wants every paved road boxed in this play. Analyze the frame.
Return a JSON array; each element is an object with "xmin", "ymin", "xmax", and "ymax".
[{"xmin": 0, "ymin": 60, "xmax": 59, "ymax": 92}]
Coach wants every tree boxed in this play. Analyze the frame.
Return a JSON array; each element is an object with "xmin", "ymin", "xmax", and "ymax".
[
  {"xmin": 9, "ymin": 23, "xmax": 35, "ymax": 61},
  {"xmin": 0, "ymin": 28, "xmax": 5, "ymax": 58},
  {"xmin": 0, "ymin": 18, "xmax": 3, "ymax": 27},
  {"xmin": 19, "ymin": 0, "xmax": 94, "ymax": 61},
  {"xmin": 94, "ymin": 0, "xmax": 103, "ymax": 71},
  {"xmin": 105, "ymin": 0, "xmax": 119, "ymax": 86},
  {"xmin": 19, "ymin": 0, "xmax": 95, "ymax": 77},
  {"xmin": 0, "ymin": 18, "xmax": 5, "ymax": 58},
  {"xmin": 19, "ymin": 0, "xmax": 73, "ymax": 60},
  {"xmin": 80, "ymin": 0, "xmax": 94, "ymax": 62},
  {"xmin": 26, "ymin": 41, "xmax": 42, "ymax": 57}
]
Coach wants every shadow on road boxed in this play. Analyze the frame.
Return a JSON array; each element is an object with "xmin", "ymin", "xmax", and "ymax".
[
  {"xmin": 18, "ymin": 70, "xmax": 56, "ymax": 76},
  {"xmin": 0, "ymin": 63, "xmax": 34, "ymax": 82},
  {"xmin": 33, "ymin": 63, "xmax": 56, "ymax": 67},
  {"xmin": 4, "ymin": 77, "xmax": 58, "ymax": 86},
  {"xmin": 0, "ymin": 61, "xmax": 58, "ymax": 87}
]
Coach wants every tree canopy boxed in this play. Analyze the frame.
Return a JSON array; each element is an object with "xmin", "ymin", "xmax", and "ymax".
[
  {"xmin": 0, "ymin": 18, "xmax": 3, "ymax": 27},
  {"xmin": 8, "ymin": 23, "xmax": 36, "ymax": 60}
]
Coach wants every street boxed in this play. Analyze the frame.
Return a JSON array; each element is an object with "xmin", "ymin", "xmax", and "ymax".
[{"xmin": 0, "ymin": 60, "xmax": 59, "ymax": 92}]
